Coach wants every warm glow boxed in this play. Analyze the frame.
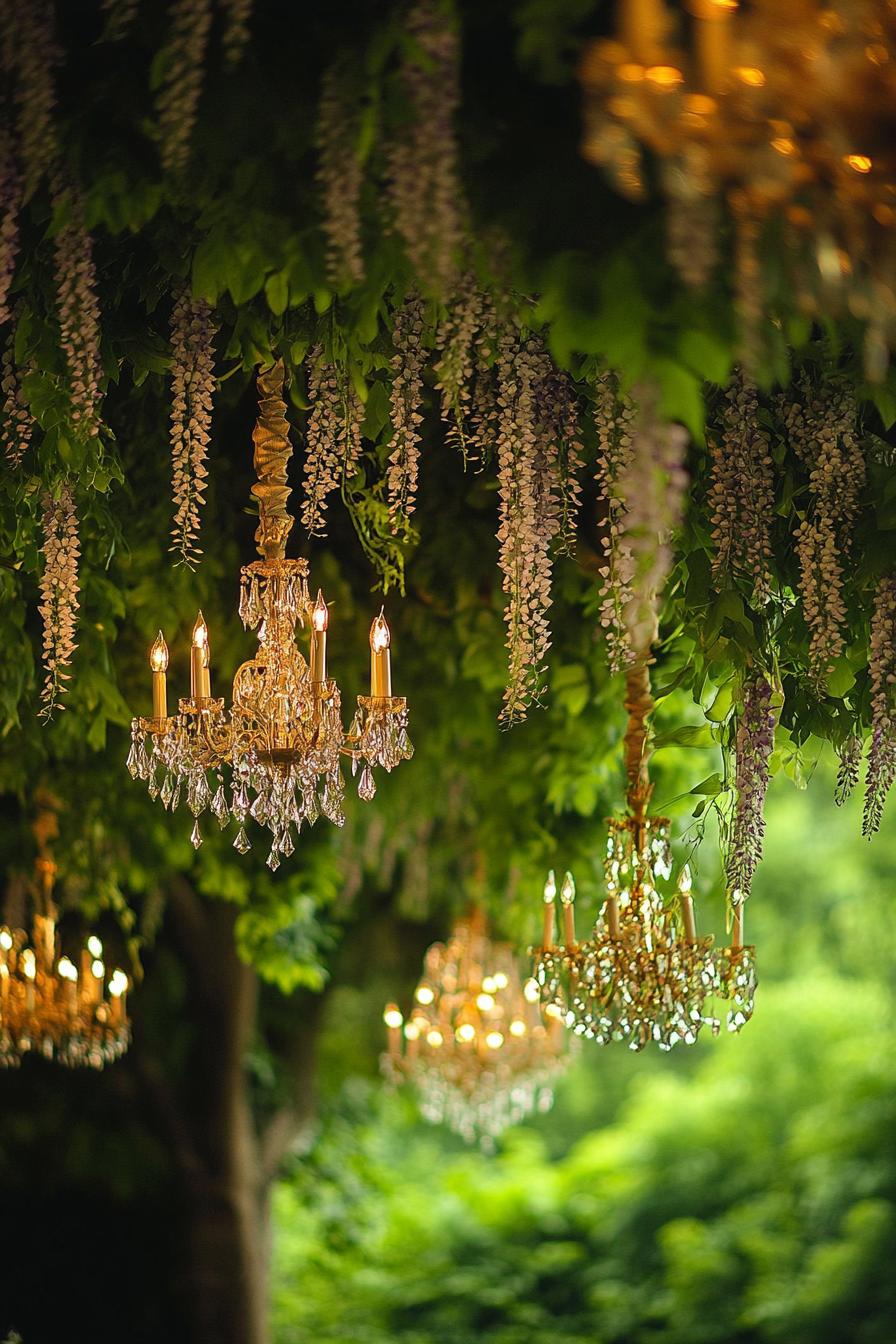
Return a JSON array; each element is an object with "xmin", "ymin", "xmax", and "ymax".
[
  {"xmin": 109, "ymin": 970, "xmax": 128, "ymax": 997},
  {"xmin": 312, "ymin": 590, "xmax": 329, "ymax": 632},
  {"xmin": 544, "ymin": 1002, "xmax": 563, "ymax": 1020},
  {"xmin": 481, "ymin": 976, "xmax": 497, "ymax": 994},
  {"xmin": 476, "ymin": 992, "xmax": 495, "ymax": 1012},
  {"xmin": 844, "ymin": 154, "xmax": 872, "ymax": 174},
  {"xmin": 543, "ymin": 870, "xmax": 557, "ymax": 903},
  {"xmin": 735, "ymin": 66, "xmax": 765, "ymax": 87},
  {"xmin": 679, "ymin": 863, "xmax": 693, "ymax": 894},
  {"xmin": 493, "ymin": 972, "xmax": 508, "ymax": 990},
  {"xmin": 370, "ymin": 610, "xmax": 391, "ymax": 653},
  {"xmin": 383, "ymin": 1005, "xmax": 403, "ymax": 1029},
  {"xmin": 485, "ymin": 1030, "xmax": 504, "ymax": 1050},
  {"xmin": 57, "ymin": 957, "xmax": 78, "ymax": 981},
  {"xmin": 509, "ymin": 1019, "xmax": 527, "ymax": 1037},
  {"xmin": 560, "ymin": 872, "xmax": 576, "ymax": 905},
  {"xmin": 523, "ymin": 978, "xmax": 540, "ymax": 1004},
  {"xmin": 415, "ymin": 984, "xmax": 435, "ymax": 1005},
  {"xmin": 91, "ymin": 959, "xmax": 105, "ymax": 979},
  {"xmin": 192, "ymin": 611, "xmax": 209, "ymax": 654},
  {"xmin": 771, "ymin": 137, "xmax": 795, "ymax": 157},
  {"xmin": 426, "ymin": 1028, "xmax": 443, "ymax": 1047},
  {"xmin": 645, "ymin": 65, "xmax": 683, "ymax": 88},
  {"xmin": 87, "ymin": 935, "xmax": 103, "ymax": 958},
  {"xmin": 617, "ymin": 62, "xmax": 645, "ymax": 82},
  {"xmin": 149, "ymin": 630, "xmax": 169, "ymax": 672},
  {"xmin": 0, "ymin": 928, "xmax": 12, "ymax": 951},
  {"xmin": 456, "ymin": 1022, "xmax": 476, "ymax": 1043},
  {"xmin": 22, "ymin": 949, "xmax": 36, "ymax": 979},
  {"xmin": 403, "ymin": 1021, "xmax": 420, "ymax": 1041}
]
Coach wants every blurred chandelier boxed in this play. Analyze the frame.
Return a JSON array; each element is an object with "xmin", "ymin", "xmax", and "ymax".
[
  {"xmin": 127, "ymin": 361, "xmax": 413, "ymax": 870},
  {"xmin": 383, "ymin": 911, "xmax": 568, "ymax": 1146},
  {"xmin": 580, "ymin": 0, "xmax": 896, "ymax": 366},
  {"xmin": 1, "ymin": 809, "xmax": 130, "ymax": 1069},
  {"xmin": 532, "ymin": 665, "xmax": 756, "ymax": 1050}
]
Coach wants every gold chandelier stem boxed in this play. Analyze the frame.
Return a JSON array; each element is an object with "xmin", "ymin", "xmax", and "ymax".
[
  {"xmin": 251, "ymin": 359, "xmax": 295, "ymax": 561},
  {"xmin": 623, "ymin": 660, "xmax": 654, "ymax": 826}
]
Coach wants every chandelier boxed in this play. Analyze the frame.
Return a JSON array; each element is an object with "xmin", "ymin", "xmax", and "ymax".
[
  {"xmin": 1, "ymin": 814, "xmax": 130, "ymax": 1069},
  {"xmin": 579, "ymin": 0, "xmax": 896, "ymax": 367},
  {"xmin": 531, "ymin": 665, "xmax": 756, "ymax": 1050},
  {"xmin": 382, "ymin": 911, "xmax": 568, "ymax": 1146},
  {"xmin": 127, "ymin": 361, "xmax": 413, "ymax": 869}
]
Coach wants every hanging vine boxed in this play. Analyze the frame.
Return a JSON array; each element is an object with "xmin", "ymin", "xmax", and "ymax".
[
  {"xmin": 301, "ymin": 345, "xmax": 363, "ymax": 538},
  {"xmin": 316, "ymin": 62, "xmax": 365, "ymax": 289},
  {"xmin": 0, "ymin": 124, "xmax": 21, "ymax": 324},
  {"xmin": 169, "ymin": 287, "xmax": 217, "ymax": 566},
  {"xmin": 219, "ymin": 0, "xmax": 252, "ymax": 66},
  {"xmin": 1, "ymin": 0, "xmax": 59, "ymax": 196},
  {"xmin": 38, "ymin": 482, "xmax": 80, "ymax": 720},
  {"xmin": 154, "ymin": 0, "xmax": 213, "ymax": 176},
  {"xmin": 385, "ymin": 0, "xmax": 464, "ymax": 297},
  {"xmin": 707, "ymin": 369, "xmax": 775, "ymax": 607},
  {"xmin": 51, "ymin": 179, "xmax": 103, "ymax": 438},
  {"xmin": 387, "ymin": 293, "xmax": 426, "ymax": 528},
  {"xmin": 594, "ymin": 371, "xmax": 636, "ymax": 672},
  {"xmin": 726, "ymin": 673, "xmax": 775, "ymax": 902},
  {"xmin": 1, "ymin": 330, "xmax": 34, "ymax": 468},
  {"xmin": 863, "ymin": 574, "xmax": 896, "ymax": 837}
]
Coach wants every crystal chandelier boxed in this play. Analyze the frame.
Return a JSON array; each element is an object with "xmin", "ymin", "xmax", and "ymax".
[
  {"xmin": 383, "ymin": 911, "xmax": 568, "ymax": 1146},
  {"xmin": 579, "ymin": 0, "xmax": 896, "ymax": 368},
  {"xmin": 531, "ymin": 665, "xmax": 756, "ymax": 1050},
  {"xmin": 127, "ymin": 361, "xmax": 413, "ymax": 869},
  {"xmin": 1, "ymin": 817, "xmax": 130, "ymax": 1069}
]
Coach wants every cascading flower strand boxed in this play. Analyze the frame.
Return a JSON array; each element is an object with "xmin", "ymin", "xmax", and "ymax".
[
  {"xmin": 707, "ymin": 370, "xmax": 775, "ymax": 607},
  {"xmin": 50, "ymin": 179, "xmax": 103, "ymax": 438},
  {"xmin": 0, "ymin": 125, "xmax": 21, "ymax": 324},
  {"xmin": 594, "ymin": 370, "xmax": 636, "ymax": 672},
  {"xmin": 386, "ymin": 0, "xmax": 463, "ymax": 297},
  {"xmin": 1, "ymin": 332, "xmax": 34, "ymax": 468},
  {"xmin": 783, "ymin": 377, "xmax": 865, "ymax": 687},
  {"xmin": 169, "ymin": 288, "xmax": 217, "ymax": 566},
  {"xmin": 219, "ymin": 0, "xmax": 252, "ymax": 66},
  {"xmin": 301, "ymin": 345, "xmax": 363, "ymax": 537},
  {"xmin": 726, "ymin": 674, "xmax": 775, "ymax": 902},
  {"xmin": 536, "ymin": 361, "xmax": 584, "ymax": 555},
  {"xmin": 316, "ymin": 63, "xmax": 365, "ymax": 288},
  {"xmin": 2, "ymin": 0, "xmax": 59, "ymax": 195},
  {"xmin": 38, "ymin": 482, "xmax": 80, "ymax": 720},
  {"xmin": 863, "ymin": 575, "xmax": 896, "ymax": 837},
  {"xmin": 387, "ymin": 293, "xmax": 426, "ymax": 528},
  {"xmin": 100, "ymin": 0, "xmax": 140, "ymax": 41},
  {"xmin": 155, "ymin": 0, "xmax": 213, "ymax": 176},
  {"xmin": 834, "ymin": 733, "xmax": 862, "ymax": 807}
]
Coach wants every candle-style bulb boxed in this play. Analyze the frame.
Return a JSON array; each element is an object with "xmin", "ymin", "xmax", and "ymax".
[
  {"xmin": 192, "ymin": 612, "xmax": 209, "ymax": 661},
  {"xmin": 370, "ymin": 610, "xmax": 391, "ymax": 652},
  {"xmin": 678, "ymin": 863, "xmax": 693, "ymax": 894},
  {"xmin": 150, "ymin": 631, "xmax": 169, "ymax": 672},
  {"xmin": 543, "ymin": 870, "xmax": 557, "ymax": 903},
  {"xmin": 560, "ymin": 872, "xmax": 576, "ymax": 905},
  {"xmin": 312, "ymin": 590, "xmax": 329, "ymax": 632},
  {"xmin": 383, "ymin": 1004, "xmax": 403, "ymax": 1029}
]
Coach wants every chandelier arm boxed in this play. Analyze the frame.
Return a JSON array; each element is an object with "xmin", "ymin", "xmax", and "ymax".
[{"xmin": 251, "ymin": 358, "xmax": 294, "ymax": 561}]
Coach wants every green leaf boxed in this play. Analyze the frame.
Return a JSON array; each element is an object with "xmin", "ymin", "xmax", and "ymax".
[{"xmin": 265, "ymin": 270, "xmax": 290, "ymax": 316}]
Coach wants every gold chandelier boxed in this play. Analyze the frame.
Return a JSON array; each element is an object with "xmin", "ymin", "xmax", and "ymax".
[
  {"xmin": 1, "ymin": 810, "xmax": 130, "ymax": 1069},
  {"xmin": 580, "ymin": 0, "xmax": 896, "ymax": 366},
  {"xmin": 127, "ymin": 361, "xmax": 413, "ymax": 869},
  {"xmin": 531, "ymin": 665, "xmax": 756, "ymax": 1050},
  {"xmin": 383, "ymin": 910, "xmax": 568, "ymax": 1145}
]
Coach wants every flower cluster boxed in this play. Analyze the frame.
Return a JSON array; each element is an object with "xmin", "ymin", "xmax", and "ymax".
[
  {"xmin": 169, "ymin": 288, "xmax": 217, "ymax": 566},
  {"xmin": 707, "ymin": 370, "xmax": 775, "ymax": 607},
  {"xmin": 496, "ymin": 330, "xmax": 584, "ymax": 723},
  {"xmin": 0, "ymin": 126, "xmax": 21, "ymax": 325},
  {"xmin": 594, "ymin": 370, "xmax": 636, "ymax": 672},
  {"xmin": 154, "ymin": 0, "xmax": 213, "ymax": 176},
  {"xmin": 662, "ymin": 151, "xmax": 717, "ymax": 291},
  {"xmin": 51, "ymin": 180, "xmax": 103, "ymax": 438},
  {"xmin": 316, "ymin": 63, "xmax": 365, "ymax": 289},
  {"xmin": 100, "ymin": 0, "xmax": 140, "ymax": 42},
  {"xmin": 38, "ymin": 483, "xmax": 80, "ymax": 720},
  {"xmin": 301, "ymin": 345, "xmax": 363, "ymax": 537},
  {"xmin": 434, "ymin": 275, "xmax": 498, "ymax": 465},
  {"xmin": 2, "ymin": 0, "xmax": 60, "ymax": 195},
  {"xmin": 220, "ymin": 0, "xmax": 252, "ymax": 66},
  {"xmin": 783, "ymin": 377, "xmax": 865, "ymax": 687},
  {"xmin": 385, "ymin": 0, "xmax": 464, "ymax": 297},
  {"xmin": 614, "ymin": 387, "xmax": 689, "ymax": 661},
  {"xmin": 863, "ymin": 575, "xmax": 896, "ymax": 837},
  {"xmin": 387, "ymin": 293, "xmax": 426, "ymax": 527},
  {"xmin": 1, "ymin": 332, "xmax": 34, "ymax": 469},
  {"xmin": 727, "ymin": 675, "xmax": 775, "ymax": 901},
  {"xmin": 835, "ymin": 733, "xmax": 862, "ymax": 808}
]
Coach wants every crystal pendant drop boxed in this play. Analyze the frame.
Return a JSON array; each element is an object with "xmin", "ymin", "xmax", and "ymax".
[
  {"xmin": 212, "ymin": 784, "xmax": 229, "ymax": 826},
  {"xmin": 160, "ymin": 774, "xmax": 174, "ymax": 809},
  {"xmin": 126, "ymin": 741, "xmax": 139, "ymax": 778},
  {"xmin": 190, "ymin": 819, "xmax": 202, "ymax": 849},
  {"xmin": 358, "ymin": 764, "xmax": 376, "ymax": 802},
  {"xmin": 233, "ymin": 826, "xmax": 251, "ymax": 854},
  {"xmin": 266, "ymin": 846, "xmax": 281, "ymax": 872}
]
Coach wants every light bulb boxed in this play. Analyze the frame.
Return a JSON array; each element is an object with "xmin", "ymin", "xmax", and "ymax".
[
  {"xmin": 109, "ymin": 970, "xmax": 128, "ymax": 997},
  {"xmin": 92, "ymin": 959, "xmax": 105, "ymax": 979},
  {"xmin": 678, "ymin": 864, "xmax": 693, "ymax": 894},
  {"xmin": 415, "ymin": 984, "xmax": 435, "ymax": 1006},
  {"xmin": 485, "ymin": 1030, "xmax": 504, "ymax": 1050},
  {"xmin": 370, "ymin": 611, "xmax": 391, "ymax": 653},
  {"xmin": 492, "ymin": 972, "xmax": 508, "ymax": 989},
  {"xmin": 481, "ymin": 976, "xmax": 497, "ymax": 994},
  {"xmin": 544, "ymin": 1002, "xmax": 563, "ymax": 1020},
  {"xmin": 22, "ymin": 949, "xmax": 36, "ymax": 979},
  {"xmin": 403, "ymin": 1021, "xmax": 420, "ymax": 1041},
  {"xmin": 149, "ymin": 631, "xmax": 169, "ymax": 672},
  {"xmin": 87, "ymin": 935, "xmax": 103, "ymax": 958},
  {"xmin": 523, "ymin": 978, "xmax": 540, "ymax": 1004},
  {"xmin": 560, "ymin": 872, "xmax": 576, "ymax": 905},
  {"xmin": 476, "ymin": 992, "xmax": 495, "ymax": 1012},
  {"xmin": 0, "ymin": 928, "xmax": 12, "ymax": 951},
  {"xmin": 312, "ymin": 590, "xmax": 328, "ymax": 632},
  {"xmin": 543, "ymin": 870, "xmax": 557, "ymax": 903},
  {"xmin": 426, "ymin": 1029, "xmax": 443, "ymax": 1048},
  {"xmin": 509, "ymin": 1019, "xmax": 526, "ymax": 1037},
  {"xmin": 383, "ymin": 1005, "xmax": 403, "ymax": 1030},
  {"xmin": 57, "ymin": 956, "xmax": 77, "ymax": 982},
  {"xmin": 456, "ymin": 1023, "xmax": 476, "ymax": 1043},
  {"xmin": 192, "ymin": 611, "xmax": 209, "ymax": 656}
]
